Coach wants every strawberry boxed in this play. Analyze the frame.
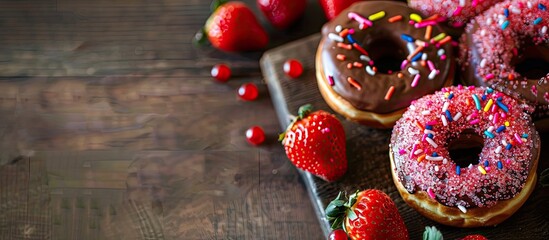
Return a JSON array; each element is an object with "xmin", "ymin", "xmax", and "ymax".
[
  {"xmin": 326, "ymin": 190, "xmax": 409, "ymax": 240},
  {"xmin": 257, "ymin": 0, "xmax": 307, "ymax": 30},
  {"xmin": 423, "ymin": 226, "xmax": 488, "ymax": 240},
  {"xmin": 280, "ymin": 104, "xmax": 347, "ymax": 181},
  {"xmin": 319, "ymin": 0, "xmax": 363, "ymax": 20},
  {"xmin": 461, "ymin": 235, "xmax": 488, "ymax": 240},
  {"xmin": 199, "ymin": 0, "xmax": 269, "ymax": 52}
]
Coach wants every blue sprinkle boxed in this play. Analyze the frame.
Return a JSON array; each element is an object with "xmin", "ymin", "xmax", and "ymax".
[
  {"xmin": 497, "ymin": 97, "xmax": 503, "ymax": 101},
  {"xmin": 481, "ymin": 95, "xmax": 487, "ymax": 101},
  {"xmin": 428, "ymin": 133, "xmax": 434, "ymax": 139},
  {"xmin": 496, "ymin": 100, "xmax": 509, "ymax": 113},
  {"xmin": 496, "ymin": 125, "xmax": 506, "ymax": 133},
  {"xmin": 504, "ymin": 8, "xmax": 509, "ymax": 17},
  {"xmin": 347, "ymin": 34, "xmax": 357, "ymax": 44},
  {"xmin": 534, "ymin": 17, "xmax": 542, "ymax": 25},
  {"xmin": 473, "ymin": 94, "xmax": 482, "ymax": 110},
  {"xmin": 456, "ymin": 166, "xmax": 461, "ymax": 176},
  {"xmin": 522, "ymin": 133, "xmax": 529, "ymax": 138},
  {"xmin": 411, "ymin": 52, "xmax": 423, "ymax": 62},
  {"xmin": 401, "ymin": 34, "xmax": 414, "ymax": 42},
  {"xmin": 445, "ymin": 110, "xmax": 453, "ymax": 122},
  {"xmin": 448, "ymin": 93, "xmax": 454, "ymax": 99},
  {"xmin": 484, "ymin": 160, "xmax": 489, "ymax": 167},
  {"xmin": 426, "ymin": 125, "xmax": 433, "ymax": 130},
  {"xmin": 487, "ymin": 87, "xmax": 494, "ymax": 93},
  {"xmin": 506, "ymin": 143, "xmax": 512, "ymax": 150},
  {"xmin": 501, "ymin": 20, "xmax": 509, "ymax": 30},
  {"xmin": 497, "ymin": 161, "xmax": 503, "ymax": 169},
  {"xmin": 539, "ymin": 3, "xmax": 547, "ymax": 10},
  {"xmin": 432, "ymin": 152, "xmax": 438, "ymax": 157},
  {"xmin": 485, "ymin": 131, "xmax": 495, "ymax": 138}
]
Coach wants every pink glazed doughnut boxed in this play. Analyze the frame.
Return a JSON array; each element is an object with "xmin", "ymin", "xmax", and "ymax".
[
  {"xmin": 389, "ymin": 86, "xmax": 540, "ymax": 227},
  {"xmin": 409, "ymin": 0, "xmax": 503, "ymax": 27},
  {"xmin": 460, "ymin": 0, "xmax": 549, "ymax": 121}
]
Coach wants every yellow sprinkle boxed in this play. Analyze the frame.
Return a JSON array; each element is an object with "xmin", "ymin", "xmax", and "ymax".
[
  {"xmin": 444, "ymin": 92, "xmax": 450, "ymax": 98},
  {"xmin": 433, "ymin": 33, "xmax": 446, "ymax": 41},
  {"xmin": 478, "ymin": 165, "xmax": 487, "ymax": 174},
  {"xmin": 505, "ymin": 121, "xmax": 510, "ymax": 127},
  {"xmin": 483, "ymin": 99, "xmax": 494, "ymax": 112},
  {"xmin": 410, "ymin": 13, "xmax": 423, "ymax": 22},
  {"xmin": 368, "ymin": 11, "xmax": 386, "ymax": 21}
]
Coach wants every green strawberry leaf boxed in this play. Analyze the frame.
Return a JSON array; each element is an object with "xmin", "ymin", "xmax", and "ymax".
[
  {"xmin": 423, "ymin": 226, "xmax": 444, "ymax": 240},
  {"xmin": 193, "ymin": 28, "xmax": 209, "ymax": 46},
  {"xmin": 541, "ymin": 168, "xmax": 549, "ymax": 187},
  {"xmin": 297, "ymin": 104, "xmax": 313, "ymax": 119},
  {"xmin": 330, "ymin": 216, "xmax": 344, "ymax": 230},
  {"xmin": 346, "ymin": 209, "xmax": 357, "ymax": 221},
  {"xmin": 325, "ymin": 200, "xmax": 346, "ymax": 218},
  {"xmin": 210, "ymin": 0, "xmax": 228, "ymax": 12}
]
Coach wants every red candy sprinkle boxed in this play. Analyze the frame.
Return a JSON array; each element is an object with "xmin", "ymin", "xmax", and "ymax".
[
  {"xmin": 245, "ymin": 126, "xmax": 265, "ymax": 145},
  {"xmin": 238, "ymin": 83, "xmax": 259, "ymax": 101},
  {"xmin": 328, "ymin": 229, "xmax": 348, "ymax": 240},
  {"xmin": 211, "ymin": 64, "xmax": 231, "ymax": 82},
  {"xmin": 283, "ymin": 59, "xmax": 304, "ymax": 78}
]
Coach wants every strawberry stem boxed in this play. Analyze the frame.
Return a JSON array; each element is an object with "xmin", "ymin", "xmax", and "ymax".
[
  {"xmin": 210, "ymin": 0, "xmax": 228, "ymax": 12},
  {"xmin": 298, "ymin": 104, "xmax": 313, "ymax": 119},
  {"xmin": 423, "ymin": 226, "xmax": 444, "ymax": 240}
]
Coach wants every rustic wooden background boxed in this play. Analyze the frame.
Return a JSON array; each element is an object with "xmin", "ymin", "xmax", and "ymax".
[{"xmin": 0, "ymin": 0, "xmax": 328, "ymax": 239}]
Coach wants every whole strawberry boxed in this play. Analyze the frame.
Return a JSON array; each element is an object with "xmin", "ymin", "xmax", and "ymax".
[
  {"xmin": 319, "ymin": 0, "xmax": 363, "ymax": 20},
  {"xmin": 257, "ymin": 0, "xmax": 307, "ymax": 30},
  {"xmin": 326, "ymin": 190, "xmax": 409, "ymax": 240},
  {"xmin": 201, "ymin": 0, "xmax": 269, "ymax": 52},
  {"xmin": 461, "ymin": 235, "xmax": 488, "ymax": 240},
  {"xmin": 280, "ymin": 104, "xmax": 347, "ymax": 181}
]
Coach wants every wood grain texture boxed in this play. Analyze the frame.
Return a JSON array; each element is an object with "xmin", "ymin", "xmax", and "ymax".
[
  {"xmin": 0, "ymin": 0, "xmax": 327, "ymax": 239},
  {"xmin": 261, "ymin": 34, "xmax": 549, "ymax": 239}
]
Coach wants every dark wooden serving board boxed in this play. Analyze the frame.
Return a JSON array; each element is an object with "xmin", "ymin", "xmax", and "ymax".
[{"xmin": 260, "ymin": 34, "xmax": 549, "ymax": 239}]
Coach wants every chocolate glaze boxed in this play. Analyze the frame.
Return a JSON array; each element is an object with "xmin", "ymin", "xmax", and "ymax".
[
  {"xmin": 319, "ymin": 1, "xmax": 454, "ymax": 114},
  {"xmin": 461, "ymin": 21, "xmax": 549, "ymax": 119}
]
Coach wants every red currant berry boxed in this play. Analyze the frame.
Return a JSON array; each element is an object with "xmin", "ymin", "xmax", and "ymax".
[
  {"xmin": 246, "ymin": 126, "xmax": 265, "ymax": 145},
  {"xmin": 238, "ymin": 83, "xmax": 259, "ymax": 101},
  {"xmin": 328, "ymin": 229, "xmax": 348, "ymax": 240},
  {"xmin": 211, "ymin": 64, "xmax": 231, "ymax": 82},
  {"xmin": 283, "ymin": 59, "xmax": 303, "ymax": 78}
]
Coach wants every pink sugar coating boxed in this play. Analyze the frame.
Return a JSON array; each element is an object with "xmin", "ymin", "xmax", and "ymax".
[
  {"xmin": 391, "ymin": 86, "xmax": 537, "ymax": 208},
  {"xmin": 465, "ymin": 0, "xmax": 549, "ymax": 80},
  {"xmin": 409, "ymin": 0, "xmax": 502, "ymax": 24},
  {"xmin": 459, "ymin": 0, "xmax": 549, "ymax": 110}
]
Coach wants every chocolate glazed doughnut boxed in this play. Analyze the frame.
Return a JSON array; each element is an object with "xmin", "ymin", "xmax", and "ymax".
[
  {"xmin": 316, "ymin": 1, "xmax": 454, "ymax": 128},
  {"xmin": 460, "ymin": 0, "xmax": 549, "ymax": 124}
]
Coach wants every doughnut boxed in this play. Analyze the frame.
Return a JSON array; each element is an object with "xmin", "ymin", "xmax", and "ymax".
[
  {"xmin": 409, "ymin": 0, "xmax": 502, "ymax": 28},
  {"xmin": 460, "ymin": 0, "xmax": 549, "ymax": 121},
  {"xmin": 389, "ymin": 85, "xmax": 540, "ymax": 227},
  {"xmin": 316, "ymin": 1, "xmax": 455, "ymax": 128}
]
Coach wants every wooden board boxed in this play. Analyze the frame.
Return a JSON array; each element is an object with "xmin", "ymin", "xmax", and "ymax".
[{"xmin": 260, "ymin": 34, "xmax": 549, "ymax": 239}]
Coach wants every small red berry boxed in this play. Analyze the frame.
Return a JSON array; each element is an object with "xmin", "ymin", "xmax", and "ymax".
[
  {"xmin": 238, "ymin": 83, "xmax": 259, "ymax": 101},
  {"xmin": 283, "ymin": 59, "xmax": 303, "ymax": 78},
  {"xmin": 246, "ymin": 126, "xmax": 265, "ymax": 145},
  {"xmin": 328, "ymin": 229, "xmax": 348, "ymax": 240},
  {"xmin": 211, "ymin": 64, "xmax": 231, "ymax": 82}
]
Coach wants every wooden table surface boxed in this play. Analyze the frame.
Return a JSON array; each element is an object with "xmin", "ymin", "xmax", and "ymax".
[{"xmin": 0, "ymin": 0, "xmax": 328, "ymax": 239}]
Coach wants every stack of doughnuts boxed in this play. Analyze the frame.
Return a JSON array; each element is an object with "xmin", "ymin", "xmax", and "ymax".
[{"xmin": 314, "ymin": 0, "xmax": 548, "ymax": 229}]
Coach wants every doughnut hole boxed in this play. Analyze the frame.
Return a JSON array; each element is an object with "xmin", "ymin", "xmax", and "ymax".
[
  {"xmin": 364, "ymin": 36, "xmax": 407, "ymax": 74},
  {"xmin": 512, "ymin": 43, "xmax": 549, "ymax": 79},
  {"xmin": 447, "ymin": 129, "xmax": 484, "ymax": 168}
]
